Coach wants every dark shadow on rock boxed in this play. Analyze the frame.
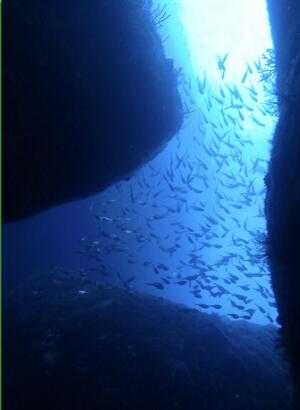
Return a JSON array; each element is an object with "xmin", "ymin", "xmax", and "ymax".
[
  {"xmin": 265, "ymin": 1, "xmax": 300, "ymax": 405},
  {"xmin": 3, "ymin": 0, "xmax": 183, "ymax": 222},
  {"xmin": 4, "ymin": 269, "xmax": 293, "ymax": 410}
]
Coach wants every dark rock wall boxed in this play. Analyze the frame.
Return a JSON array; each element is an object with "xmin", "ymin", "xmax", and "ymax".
[
  {"xmin": 3, "ymin": 0, "xmax": 183, "ymax": 222},
  {"xmin": 266, "ymin": 0, "xmax": 300, "ymax": 403}
]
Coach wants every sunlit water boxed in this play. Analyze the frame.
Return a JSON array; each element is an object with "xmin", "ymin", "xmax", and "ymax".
[{"xmin": 78, "ymin": 0, "xmax": 277, "ymax": 326}]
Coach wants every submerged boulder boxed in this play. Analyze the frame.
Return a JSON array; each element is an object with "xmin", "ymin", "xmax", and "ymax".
[
  {"xmin": 3, "ymin": 0, "xmax": 183, "ymax": 222},
  {"xmin": 4, "ymin": 269, "xmax": 293, "ymax": 410}
]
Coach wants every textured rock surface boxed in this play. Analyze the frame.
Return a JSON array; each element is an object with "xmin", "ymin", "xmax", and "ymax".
[
  {"xmin": 4, "ymin": 269, "xmax": 293, "ymax": 410},
  {"xmin": 3, "ymin": 0, "xmax": 183, "ymax": 222},
  {"xmin": 265, "ymin": 0, "xmax": 300, "ymax": 404}
]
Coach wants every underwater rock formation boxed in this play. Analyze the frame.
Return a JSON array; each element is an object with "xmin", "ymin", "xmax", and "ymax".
[
  {"xmin": 3, "ymin": 0, "xmax": 183, "ymax": 222},
  {"xmin": 265, "ymin": 0, "xmax": 300, "ymax": 404},
  {"xmin": 4, "ymin": 269, "xmax": 292, "ymax": 410}
]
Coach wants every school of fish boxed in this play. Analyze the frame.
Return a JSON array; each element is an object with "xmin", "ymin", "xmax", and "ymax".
[{"xmin": 78, "ymin": 52, "xmax": 278, "ymax": 326}]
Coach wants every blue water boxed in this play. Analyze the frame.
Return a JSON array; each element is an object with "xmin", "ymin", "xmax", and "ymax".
[{"xmin": 4, "ymin": 0, "xmax": 278, "ymax": 326}]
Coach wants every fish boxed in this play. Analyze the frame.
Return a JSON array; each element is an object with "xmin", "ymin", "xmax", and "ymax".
[
  {"xmin": 212, "ymin": 304, "xmax": 222, "ymax": 309},
  {"xmin": 175, "ymin": 154, "xmax": 185, "ymax": 170},
  {"xmin": 244, "ymin": 103, "xmax": 254, "ymax": 112},
  {"xmin": 101, "ymin": 231, "xmax": 111, "ymax": 239},
  {"xmin": 208, "ymin": 120, "xmax": 218, "ymax": 129},
  {"xmin": 218, "ymin": 202, "xmax": 230, "ymax": 215},
  {"xmin": 233, "ymin": 294, "xmax": 252, "ymax": 304},
  {"xmin": 226, "ymin": 113, "xmax": 237, "ymax": 125},
  {"xmin": 258, "ymin": 106, "xmax": 268, "ymax": 117},
  {"xmin": 207, "ymin": 94, "xmax": 213, "ymax": 110},
  {"xmin": 122, "ymin": 228, "xmax": 136, "ymax": 234},
  {"xmin": 225, "ymin": 84, "xmax": 243, "ymax": 102},
  {"xmin": 147, "ymin": 282, "xmax": 164, "ymax": 290},
  {"xmin": 265, "ymin": 312, "xmax": 274, "ymax": 323},
  {"xmin": 153, "ymin": 190, "xmax": 163, "ymax": 199},
  {"xmin": 153, "ymin": 266, "xmax": 160, "ymax": 274},
  {"xmin": 176, "ymin": 280, "xmax": 188, "ymax": 286},
  {"xmin": 241, "ymin": 68, "xmax": 248, "ymax": 84},
  {"xmin": 216, "ymin": 285, "xmax": 230, "ymax": 295},
  {"xmin": 225, "ymin": 104, "xmax": 243, "ymax": 110},
  {"xmin": 217, "ymin": 52, "xmax": 230, "ymax": 79},
  {"xmin": 164, "ymin": 205, "xmax": 178, "ymax": 214},
  {"xmin": 78, "ymin": 290, "xmax": 88, "ymax": 295},
  {"xmin": 250, "ymin": 114, "xmax": 265, "ymax": 127},
  {"xmin": 231, "ymin": 203, "xmax": 243, "ymax": 210},
  {"xmin": 136, "ymin": 235, "xmax": 148, "ymax": 243},
  {"xmin": 212, "ymin": 95, "xmax": 225, "ymax": 105},
  {"xmin": 212, "ymin": 244, "xmax": 222, "ymax": 249},
  {"xmin": 183, "ymin": 274, "xmax": 200, "ymax": 282},
  {"xmin": 228, "ymin": 313, "xmax": 240, "ymax": 319},
  {"xmin": 244, "ymin": 308, "xmax": 256, "ymax": 316},
  {"xmin": 219, "ymin": 86, "xmax": 226, "ymax": 99},
  {"xmin": 246, "ymin": 82, "xmax": 258, "ymax": 96},
  {"xmin": 241, "ymin": 315, "xmax": 252, "ymax": 320},
  {"xmin": 191, "ymin": 205, "xmax": 204, "ymax": 212},
  {"xmin": 256, "ymin": 305, "xmax": 267, "ymax": 314},
  {"xmin": 152, "ymin": 212, "xmax": 169, "ymax": 220},
  {"xmin": 157, "ymin": 263, "xmax": 169, "ymax": 271},
  {"xmin": 196, "ymin": 303, "xmax": 209, "ymax": 309},
  {"xmin": 247, "ymin": 62, "xmax": 253, "ymax": 74},
  {"xmin": 223, "ymin": 278, "xmax": 231, "ymax": 285},
  {"xmin": 245, "ymin": 272, "xmax": 264, "ymax": 278},
  {"xmin": 237, "ymin": 110, "xmax": 244, "ymax": 121},
  {"xmin": 230, "ymin": 300, "xmax": 244, "ymax": 310},
  {"xmin": 124, "ymin": 276, "xmax": 136, "ymax": 285},
  {"xmin": 187, "ymin": 184, "xmax": 203, "ymax": 194},
  {"xmin": 197, "ymin": 71, "xmax": 207, "ymax": 94},
  {"xmin": 192, "ymin": 291, "xmax": 201, "ymax": 299},
  {"xmin": 221, "ymin": 110, "xmax": 229, "ymax": 126},
  {"xmin": 204, "ymin": 215, "xmax": 218, "ymax": 225},
  {"xmin": 254, "ymin": 59, "xmax": 262, "ymax": 72}
]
